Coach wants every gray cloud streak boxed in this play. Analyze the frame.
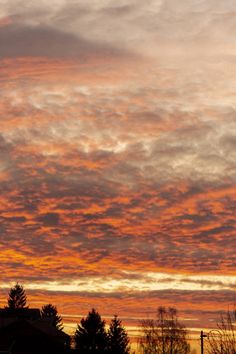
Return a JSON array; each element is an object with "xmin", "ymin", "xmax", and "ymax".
[{"xmin": 1, "ymin": 0, "xmax": 236, "ymax": 56}]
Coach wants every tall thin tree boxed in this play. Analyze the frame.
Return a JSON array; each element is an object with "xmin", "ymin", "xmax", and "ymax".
[
  {"xmin": 108, "ymin": 315, "xmax": 130, "ymax": 354},
  {"xmin": 74, "ymin": 308, "xmax": 107, "ymax": 354},
  {"xmin": 139, "ymin": 306, "xmax": 191, "ymax": 354},
  {"xmin": 7, "ymin": 283, "xmax": 27, "ymax": 309}
]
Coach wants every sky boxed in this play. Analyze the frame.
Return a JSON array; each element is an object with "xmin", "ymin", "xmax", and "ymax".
[{"xmin": 0, "ymin": 0, "xmax": 236, "ymax": 345}]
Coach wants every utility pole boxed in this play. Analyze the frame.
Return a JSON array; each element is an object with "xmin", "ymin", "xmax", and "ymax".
[
  {"xmin": 200, "ymin": 330, "xmax": 207, "ymax": 354},
  {"xmin": 170, "ymin": 335, "xmax": 173, "ymax": 354}
]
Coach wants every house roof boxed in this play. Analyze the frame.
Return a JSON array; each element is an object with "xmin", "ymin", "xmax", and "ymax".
[
  {"xmin": 0, "ymin": 308, "xmax": 41, "ymax": 320},
  {"xmin": 33, "ymin": 319, "xmax": 70, "ymax": 339},
  {"xmin": 0, "ymin": 319, "xmax": 69, "ymax": 354}
]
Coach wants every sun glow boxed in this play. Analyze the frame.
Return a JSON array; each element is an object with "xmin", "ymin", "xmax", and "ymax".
[{"xmin": 1, "ymin": 272, "xmax": 235, "ymax": 294}]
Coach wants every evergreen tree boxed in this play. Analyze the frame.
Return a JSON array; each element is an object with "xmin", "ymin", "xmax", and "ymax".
[
  {"xmin": 7, "ymin": 282, "xmax": 27, "ymax": 309},
  {"xmin": 41, "ymin": 303, "xmax": 64, "ymax": 330},
  {"xmin": 108, "ymin": 315, "xmax": 130, "ymax": 354},
  {"xmin": 74, "ymin": 308, "xmax": 108, "ymax": 354}
]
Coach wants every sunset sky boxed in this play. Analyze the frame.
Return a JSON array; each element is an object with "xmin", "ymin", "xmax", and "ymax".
[{"xmin": 0, "ymin": 0, "xmax": 236, "ymax": 344}]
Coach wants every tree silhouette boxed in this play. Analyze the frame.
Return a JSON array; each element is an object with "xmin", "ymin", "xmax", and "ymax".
[
  {"xmin": 41, "ymin": 304, "xmax": 64, "ymax": 330},
  {"xmin": 206, "ymin": 307, "xmax": 236, "ymax": 353},
  {"xmin": 7, "ymin": 283, "xmax": 27, "ymax": 309},
  {"xmin": 74, "ymin": 308, "xmax": 107, "ymax": 354},
  {"xmin": 107, "ymin": 315, "xmax": 130, "ymax": 354},
  {"xmin": 139, "ymin": 306, "xmax": 191, "ymax": 354}
]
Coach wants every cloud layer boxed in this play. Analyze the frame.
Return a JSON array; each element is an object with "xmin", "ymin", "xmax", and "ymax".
[
  {"xmin": 2, "ymin": 0, "xmax": 236, "ymax": 56},
  {"xmin": 0, "ymin": 0, "xmax": 235, "ymax": 335}
]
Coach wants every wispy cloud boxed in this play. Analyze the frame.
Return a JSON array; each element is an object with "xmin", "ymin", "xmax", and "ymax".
[{"xmin": 2, "ymin": 0, "xmax": 236, "ymax": 56}]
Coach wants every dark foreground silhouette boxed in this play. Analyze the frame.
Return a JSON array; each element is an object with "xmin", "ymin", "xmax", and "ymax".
[
  {"xmin": 3, "ymin": 282, "xmax": 235, "ymax": 354},
  {"xmin": 0, "ymin": 308, "xmax": 70, "ymax": 354},
  {"xmin": 0, "ymin": 283, "xmax": 130, "ymax": 354}
]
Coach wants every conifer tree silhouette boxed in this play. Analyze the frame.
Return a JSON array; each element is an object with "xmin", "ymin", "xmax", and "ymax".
[
  {"xmin": 108, "ymin": 315, "xmax": 130, "ymax": 354},
  {"xmin": 41, "ymin": 303, "xmax": 64, "ymax": 330},
  {"xmin": 74, "ymin": 308, "xmax": 107, "ymax": 354},
  {"xmin": 7, "ymin": 282, "xmax": 27, "ymax": 309}
]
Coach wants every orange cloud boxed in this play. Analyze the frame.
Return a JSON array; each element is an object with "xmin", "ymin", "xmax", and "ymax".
[{"xmin": 0, "ymin": 54, "xmax": 235, "ymax": 340}]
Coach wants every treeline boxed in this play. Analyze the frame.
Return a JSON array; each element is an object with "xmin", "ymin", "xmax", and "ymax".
[
  {"xmin": 6, "ymin": 282, "xmax": 64, "ymax": 330},
  {"xmin": 3, "ymin": 283, "xmax": 131, "ymax": 354},
  {"xmin": 74, "ymin": 308, "xmax": 130, "ymax": 354},
  {"xmin": 2, "ymin": 283, "xmax": 236, "ymax": 354}
]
